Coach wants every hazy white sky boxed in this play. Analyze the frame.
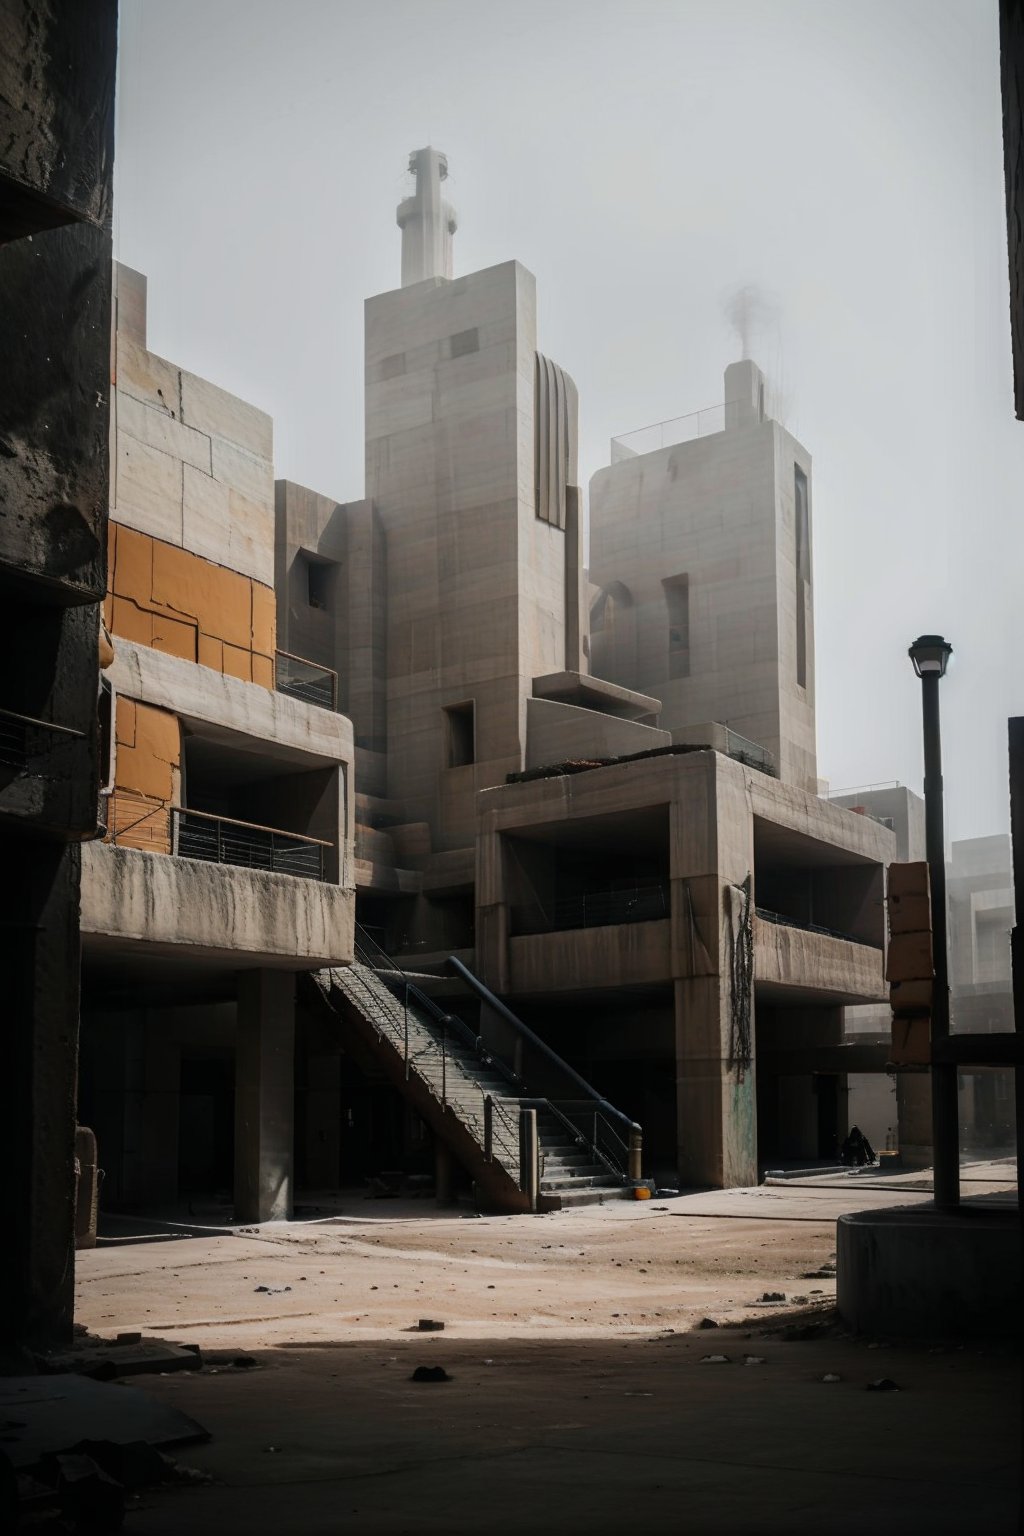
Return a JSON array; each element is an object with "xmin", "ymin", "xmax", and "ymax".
[{"xmin": 113, "ymin": 0, "xmax": 1023, "ymax": 843}]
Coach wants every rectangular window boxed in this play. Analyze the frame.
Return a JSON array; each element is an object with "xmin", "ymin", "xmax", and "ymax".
[
  {"xmin": 444, "ymin": 701, "xmax": 475, "ymax": 767},
  {"xmin": 663, "ymin": 575, "xmax": 690, "ymax": 679},
  {"xmin": 302, "ymin": 555, "xmax": 334, "ymax": 612},
  {"xmin": 450, "ymin": 327, "xmax": 479, "ymax": 359},
  {"xmin": 794, "ymin": 466, "xmax": 809, "ymax": 688}
]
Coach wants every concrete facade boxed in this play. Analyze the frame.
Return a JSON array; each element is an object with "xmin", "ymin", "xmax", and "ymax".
[
  {"xmin": 78, "ymin": 265, "xmax": 356, "ymax": 1224},
  {"xmin": 76, "ymin": 150, "xmax": 911, "ymax": 1210},
  {"xmin": 590, "ymin": 360, "xmax": 817, "ymax": 792}
]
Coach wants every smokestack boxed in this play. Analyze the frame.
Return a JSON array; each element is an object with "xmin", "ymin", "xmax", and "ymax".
[{"xmin": 396, "ymin": 147, "xmax": 457, "ymax": 287}]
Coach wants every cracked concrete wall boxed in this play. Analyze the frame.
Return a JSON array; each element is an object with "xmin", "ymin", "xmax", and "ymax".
[
  {"xmin": 111, "ymin": 262, "xmax": 275, "ymax": 588},
  {"xmin": 104, "ymin": 520, "xmax": 276, "ymax": 686}
]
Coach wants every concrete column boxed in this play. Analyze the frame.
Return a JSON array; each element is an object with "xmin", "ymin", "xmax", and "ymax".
[
  {"xmin": 671, "ymin": 761, "xmax": 758, "ymax": 1190},
  {"xmin": 234, "ymin": 971, "xmax": 295, "ymax": 1223}
]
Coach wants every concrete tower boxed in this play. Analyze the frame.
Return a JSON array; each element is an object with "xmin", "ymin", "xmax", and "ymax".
[{"xmin": 396, "ymin": 147, "xmax": 457, "ymax": 287}]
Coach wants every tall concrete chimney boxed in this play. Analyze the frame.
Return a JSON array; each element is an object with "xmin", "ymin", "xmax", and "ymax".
[{"xmin": 396, "ymin": 147, "xmax": 457, "ymax": 287}]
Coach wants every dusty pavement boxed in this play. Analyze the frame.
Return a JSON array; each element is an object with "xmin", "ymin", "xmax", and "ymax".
[{"xmin": 72, "ymin": 1168, "xmax": 1021, "ymax": 1534}]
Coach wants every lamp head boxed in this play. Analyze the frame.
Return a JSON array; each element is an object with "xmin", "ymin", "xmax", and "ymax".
[{"xmin": 908, "ymin": 634, "xmax": 953, "ymax": 679}]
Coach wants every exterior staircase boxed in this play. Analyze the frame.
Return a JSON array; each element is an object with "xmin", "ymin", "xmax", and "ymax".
[{"xmin": 309, "ymin": 929, "xmax": 640, "ymax": 1212}]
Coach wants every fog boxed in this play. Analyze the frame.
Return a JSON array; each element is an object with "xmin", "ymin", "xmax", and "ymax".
[{"xmin": 113, "ymin": 0, "xmax": 1024, "ymax": 841}]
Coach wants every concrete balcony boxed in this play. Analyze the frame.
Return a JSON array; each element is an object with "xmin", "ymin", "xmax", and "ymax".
[
  {"xmin": 753, "ymin": 912, "xmax": 885, "ymax": 1005},
  {"xmin": 81, "ymin": 840, "xmax": 354, "ymax": 971},
  {"xmin": 509, "ymin": 919, "xmax": 672, "ymax": 995}
]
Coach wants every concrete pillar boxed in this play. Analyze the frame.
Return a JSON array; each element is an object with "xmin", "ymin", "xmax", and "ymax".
[{"xmin": 234, "ymin": 971, "xmax": 295, "ymax": 1223}]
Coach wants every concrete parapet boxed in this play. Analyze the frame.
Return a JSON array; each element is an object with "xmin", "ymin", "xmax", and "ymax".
[{"xmin": 837, "ymin": 1204, "xmax": 1021, "ymax": 1337}]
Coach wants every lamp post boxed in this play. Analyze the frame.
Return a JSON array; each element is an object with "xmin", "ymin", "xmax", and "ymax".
[{"xmin": 908, "ymin": 634, "xmax": 958, "ymax": 1210}]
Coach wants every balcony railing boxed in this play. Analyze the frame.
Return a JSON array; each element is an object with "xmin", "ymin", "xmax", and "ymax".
[
  {"xmin": 275, "ymin": 649, "xmax": 337, "ymax": 711},
  {"xmin": 512, "ymin": 882, "xmax": 670, "ymax": 936},
  {"xmin": 755, "ymin": 905, "xmax": 882, "ymax": 950},
  {"xmin": 611, "ymin": 402, "xmax": 726, "ymax": 461},
  {"xmin": 722, "ymin": 728, "xmax": 777, "ymax": 777},
  {"xmin": 0, "ymin": 708, "xmax": 84, "ymax": 774},
  {"xmin": 107, "ymin": 792, "xmax": 332, "ymax": 880}
]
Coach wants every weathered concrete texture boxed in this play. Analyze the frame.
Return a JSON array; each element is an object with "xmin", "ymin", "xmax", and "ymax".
[
  {"xmin": 0, "ymin": 839, "xmax": 82, "ymax": 1347},
  {"xmin": 274, "ymin": 482, "xmax": 386, "ymax": 750},
  {"xmin": 0, "ymin": 222, "xmax": 112, "ymax": 596},
  {"xmin": 81, "ymin": 843, "xmax": 355, "ymax": 970},
  {"xmin": 235, "ymin": 970, "xmax": 295, "ymax": 1222},
  {"xmin": 365, "ymin": 257, "xmax": 580, "ymax": 854},
  {"xmin": 753, "ymin": 917, "xmax": 885, "ymax": 1003},
  {"xmin": 112, "ymin": 264, "xmax": 275, "ymax": 586},
  {"xmin": 477, "ymin": 750, "xmax": 893, "ymax": 1188},
  {"xmin": 509, "ymin": 919, "xmax": 672, "ymax": 993},
  {"xmin": 108, "ymin": 639, "xmax": 354, "ymax": 781},
  {"xmin": 0, "ymin": 0, "xmax": 117, "ymax": 232},
  {"xmin": 837, "ymin": 1205, "xmax": 1022, "ymax": 1337},
  {"xmin": 525, "ymin": 696, "xmax": 669, "ymax": 768},
  {"xmin": 590, "ymin": 360, "xmax": 816, "ymax": 791}
]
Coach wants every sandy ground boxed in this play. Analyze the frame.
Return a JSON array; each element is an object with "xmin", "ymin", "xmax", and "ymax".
[
  {"xmin": 76, "ymin": 1162, "xmax": 1016, "ymax": 1349},
  {"xmin": 68, "ymin": 1165, "xmax": 1020, "ymax": 1535}
]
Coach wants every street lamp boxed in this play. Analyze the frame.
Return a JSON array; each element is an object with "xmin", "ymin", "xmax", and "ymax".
[{"xmin": 907, "ymin": 634, "xmax": 958, "ymax": 1210}]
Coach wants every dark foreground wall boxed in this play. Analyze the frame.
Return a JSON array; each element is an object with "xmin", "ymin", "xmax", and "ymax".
[{"xmin": 0, "ymin": 0, "xmax": 117, "ymax": 1348}]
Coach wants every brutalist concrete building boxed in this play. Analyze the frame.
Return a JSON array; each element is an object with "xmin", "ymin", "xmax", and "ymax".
[{"xmin": 73, "ymin": 147, "xmax": 914, "ymax": 1218}]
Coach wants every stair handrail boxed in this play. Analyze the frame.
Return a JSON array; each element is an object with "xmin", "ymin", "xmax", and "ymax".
[
  {"xmin": 354, "ymin": 925, "xmax": 523, "ymax": 1092},
  {"xmin": 445, "ymin": 954, "xmax": 643, "ymax": 1182}
]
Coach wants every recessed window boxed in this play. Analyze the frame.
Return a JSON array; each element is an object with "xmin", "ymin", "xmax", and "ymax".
[
  {"xmin": 663, "ymin": 574, "xmax": 690, "ymax": 680},
  {"xmin": 794, "ymin": 466, "xmax": 810, "ymax": 688},
  {"xmin": 445, "ymin": 701, "xmax": 475, "ymax": 767},
  {"xmin": 450, "ymin": 328, "xmax": 479, "ymax": 359},
  {"xmin": 302, "ymin": 555, "xmax": 334, "ymax": 612}
]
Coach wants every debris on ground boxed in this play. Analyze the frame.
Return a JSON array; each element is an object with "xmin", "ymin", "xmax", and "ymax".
[
  {"xmin": 822, "ymin": 1373, "xmax": 842, "ymax": 1383},
  {"xmin": 699, "ymin": 1355, "xmax": 730, "ymax": 1364},
  {"xmin": 760, "ymin": 1292, "xmax": 786, "ymax": 1302},
  {"xmin": 417, "ymin": 1319, "xmax": 445, "ymax": 1332},
  {"xmin": 411, "ymin": 1366, "xmax": 452, "ymax": 1382},
  {"xmin": 743, "ymin": 1356, "xmax": 766, "ymax": 1365},
  {"xmin": 37, "ymin": 1336, "xmax": 202, "ymax": 1380},
  {"xmin": 253, "ymin": 1285, "xmax": 291, "ymax": 1295},
  {"xmin": 697, "ymin": 1318, "xmax": 719, "ymax": 1330},
  {"xmin": 866, "ymin": 1378, "xmax": 901, "ymax": 1392}
]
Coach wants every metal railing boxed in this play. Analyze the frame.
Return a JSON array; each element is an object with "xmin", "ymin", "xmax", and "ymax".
[
  {"xmin": 611, "ymin": 402, "xmax": 727, "ymax": 461},
  {"xmin": 351, "ymin": 929, "xmax": 643, "ymax": 1187},
  {"xmin": 174, "ymin": 807, "xmax": 330, "ymax": 879},
  {"xmin": 723, "ymin": 728, "xmax": 777, "ymax": 777},
  {"xmin": 0, "ymin": 708, "xmax": 84, "ymax": 773},
  {"xmin": 754, "ymin": 905, "xmax": 882, "ymax": 950},
  {"xmin": 511, "ymin": 881, "xmax": 670, "ymax": 936},
  {"xmin": 275, "ymin": 649, "xmax": 338, "ymax": 711},
  {"xmin": 447, "ymin": 954, "xmax": 643, "ymax": 1185},
  {"xmin": 107, "ymin": 793, "xmax": 331, "ymax": 880}
]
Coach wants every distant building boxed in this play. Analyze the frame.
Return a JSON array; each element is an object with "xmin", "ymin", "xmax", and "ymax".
[{"xmin": 79, "ymin": 148, "xmax": 921, "ymax": 1213}]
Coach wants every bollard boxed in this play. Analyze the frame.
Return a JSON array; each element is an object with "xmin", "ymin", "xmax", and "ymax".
[
  {"xmin": 628, "ymin": 1125, "xmax": 643, "ymax": 1184},
  {"xmin": 518, "ymin": 1106, "xmax": 538, "ymax": 1212}
]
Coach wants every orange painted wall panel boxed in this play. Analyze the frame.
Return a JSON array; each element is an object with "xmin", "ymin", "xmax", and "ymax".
[
  {"xmin": 109, "ymin": 697, "xmax": 181, "ymax": 854},
  {"xmin": 107, "ymin": 519, "xmax": 276, "ymax": 690}
]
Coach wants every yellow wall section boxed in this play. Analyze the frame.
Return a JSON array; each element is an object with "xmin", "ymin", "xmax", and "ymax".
[
  {"xmin": 109, "ymin": 697, "xmax": 181, "ymax": 853},
  {"xmin": 105, "ymin": 520, "xmax": 276, "ymax": 687}
]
